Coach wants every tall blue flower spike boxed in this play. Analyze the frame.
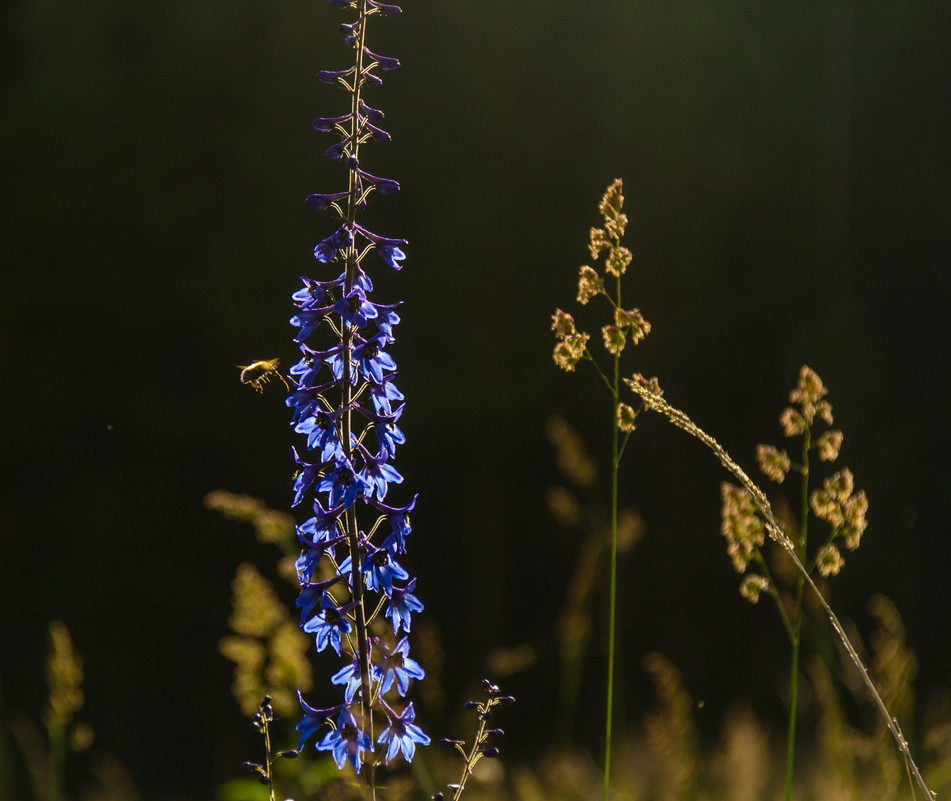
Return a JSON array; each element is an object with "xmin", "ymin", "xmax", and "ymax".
[{"xmin": 289, "ymin": 0, "xmax": 428, "ymax": 778}]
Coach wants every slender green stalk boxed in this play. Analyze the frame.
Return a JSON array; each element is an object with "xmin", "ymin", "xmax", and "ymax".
[
  {"xmin": 603, "ymin": 275, "xmax": 622, "ymax": 801},
  {"xmin": 48, "ymin": 726, "xmax": 64, "ymax": 801},
  {"xmin": 784, "ymin": 428, "xmax": 811, "ymax": 801}
]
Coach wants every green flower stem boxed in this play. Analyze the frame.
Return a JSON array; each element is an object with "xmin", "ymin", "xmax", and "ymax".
[
  {"xmin": 341, "ymin": 4, "xmax": 375, "ymax": 792},
  {"xmin": 784, "ymin": 427, "xmax": 811, "ymax": 801}
]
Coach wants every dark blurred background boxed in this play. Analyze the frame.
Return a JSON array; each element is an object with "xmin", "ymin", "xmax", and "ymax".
[{"xmin": 2, "ymin": 0, "xmax": 949, "ymax": 798}]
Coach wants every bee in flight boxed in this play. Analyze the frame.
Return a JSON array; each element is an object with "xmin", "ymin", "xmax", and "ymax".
[{"xmin": 238, "ymin": 358, "xmax": 290, "ymax": 393}]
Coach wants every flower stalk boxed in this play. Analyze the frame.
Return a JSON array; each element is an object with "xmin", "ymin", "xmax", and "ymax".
[{"xmin": 289, "ymin": 0, "xmax": 428, "ymax": 788}]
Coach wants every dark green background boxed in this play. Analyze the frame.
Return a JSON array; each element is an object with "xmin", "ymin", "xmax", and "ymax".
[{"xmin": 2, "ymin": 0, "xmax": 949, "ymax": 797}]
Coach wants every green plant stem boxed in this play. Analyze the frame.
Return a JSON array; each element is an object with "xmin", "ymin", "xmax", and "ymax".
[
  {"xmin": 784, "ymin": 428, "xmax": 810, "ymax": 801},
  {"xmin": 603, "ymin": 276, "xmax": 622, "ymax": 801},
  {"xmin": 48, "ymin": 725, "xmax": 64, "ymax": 801}
]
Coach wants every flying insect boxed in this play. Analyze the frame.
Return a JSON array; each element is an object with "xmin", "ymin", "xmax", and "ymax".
[{"xmin": 238, "ymin": 358, "xmax": 290, "ymax": 393}]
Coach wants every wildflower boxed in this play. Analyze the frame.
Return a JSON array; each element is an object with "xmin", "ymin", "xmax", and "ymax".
[
  {"xmin": 353, "ymin": 335, "xmax": 397, "ymax": 383},
  {"xmin": 317, "ymin": 457, "xmax": 365, "ymax": 509},
  {"xmin": 334, "ymin": 287, "xmax": 380, "ymax": 329},
  {"xmin": 292, "ymin": 0, "xmax": 426, "ymax": 771},
  {"xmin": 378, "ymin": 701, "xmax": 430, "ymax": 764},
  {"xmin": 313, "ymin": 225, "xmax": 353, "ymax": 263},
  {"xmin": 386, "ymin": 578, "xmax": 423, "ymax": 634},
  {"xmin": 372, "ymin": 494, "xmax": 417, "ymax": 554},
  {"xmin": 296, "ymin": 499, "xmax": 344, "ymax": 547},
  {"xmin": 317, "ymin": 707, "xmax": 373, "ymax": 772},
  {"xmin": 296, "ymin": 693, "xmax": 333, "ymax": 751},
  {"xmin": 362, "ymin": 546, "xmax": 409, "ymax": 595},
  {"xmin": 302, "ymin": 594, "xmax": 352, "ymax": 656},
  {"xmin": 360, "ymin": 449, "xmax": 404, "ymax": 501},
  {"xmin": 373, "ymin": 636, "xmax": 425, "ymax": 696},
  {"xmin": 295, "ymin": 409, "xmax": 344, "ymax": 462},
  {"xmin": 331, "ymin": 661, "xmax": 363, "ymax": 703}
]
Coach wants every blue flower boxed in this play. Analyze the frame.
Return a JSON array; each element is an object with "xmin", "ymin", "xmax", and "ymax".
[
  {"xmin": 377, "ymin": 702, "xmax": 429, "ymax": 764},
  {"xmin": 369, "ymin": 377, "xmax": 404, "ymax": 415},
  {"xmin": 290, "ymin": 307, "xmax": 331, "ymax": 342},
  {"xmin": 333, "ymin": 286, "xmax": 379, "ymax": 329},
  {"xmin": 360, "ymin": 448, "xmax": 403, "ymax": 501},
  {"xmin": 296, "ymin": 575, "xmax": 344, "ymax": 621},
  {"xmin": 317, "ymin": 457, "xmax": 365, "ymax": 508},
  {"xmin": 359, "ymin": 402, "xmax": 406, "ymax": 458},
  {"xmin": 353, "ymin": 335, "xmax": 397, "ymax": 383},
  {"xmin": 385, "ymin": 578, "xmax": 423, "ymax": 634},
  {"xmin": 305, "ymin": 190, "xmax": 349, "ymax": 211},
  {"xmin": 303, "ymin": 593, "xmax": 352, "ymax": 655},
  {"xmin": 292, "ymin": 275, "xmax": 342, "ymax": 307},
  {"xmin": 295, "ymin": 408, "xmax": 343, "ymax": 462},
  {"xmin": 373, "ymin": 636, "xmax": 424, "ymax": 696},
  {"xmin": 292, "ymin": 0, "xmax": 422, "ymax": 769},
  {"xmin": 297, "ymin": 498, "xmax": 344, "ymax": 546},
  {"xmin": 291, "ymin": 447, "xmax": 321, "ymax": 507},
  {"xmin": 373, "ymin": 303, "xmax": 401, "ymax": 344},
  {"xmin": 289, "ymin": 345, "xmax": 326, "ymax": 388},
  {"xmin": 317, "ymin": 707, "xmax": 372, "ymax": 772},
  {"xmin": 296, "ymin": 693, "xmax": 335, "ymax": 751},
  {"xmin": 331, "ymin": 660, "xmax": 363, "ymax": 703},
  {"xmin": 314, "ymin": 225, "xmax": 352, "ymax": 263},
  {"xmin": 363, "ymin": 47, "xmax": 399, "ymax": 71},
  {"xmin": 371, "ymin": 494, "xmax": 416, "ymax": 554},
  {"xmin": 362, "ymin": 545, "xmax": 409, "ymax": 596},
  {"xmin": 354, "ymin": 223, "xmax": 407, "ymax": 271},
  {"xmin": 356, "ymin": 167, "xmax": 399, "ymax": 196}
]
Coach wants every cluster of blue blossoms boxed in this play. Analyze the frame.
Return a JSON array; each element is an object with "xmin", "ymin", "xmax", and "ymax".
[{"xmin": 287, "ymin": 0, "xmax": 428, "ymax": 775}]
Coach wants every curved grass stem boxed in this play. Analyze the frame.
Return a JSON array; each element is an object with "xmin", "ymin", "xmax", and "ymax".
[{"xmin": 624, "ymin": 381, "xmax": 935, "ymax": 801}]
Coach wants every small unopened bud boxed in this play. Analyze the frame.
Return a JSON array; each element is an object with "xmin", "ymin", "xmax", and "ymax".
[{"xmin": 439, "ymin": 738, "xmax": 465, "ymax": 748}]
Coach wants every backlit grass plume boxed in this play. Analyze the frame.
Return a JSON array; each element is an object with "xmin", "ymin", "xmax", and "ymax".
[
  {"xmin": 551, "ymin": 179, "xmax": 650, "ymax": 800},
  {"xmin": 719, "ymin": 365, "xmax": 869, "ymax": 799},
  {"xmin": 623, "ymin": 369, "xmax": 934, "ymax": 799}
]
